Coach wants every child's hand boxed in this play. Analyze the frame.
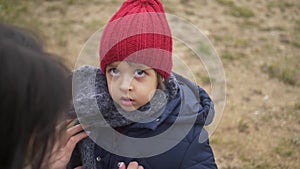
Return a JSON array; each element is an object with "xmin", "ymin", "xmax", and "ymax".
[
  {"xmin": 46, "ymin": 123, "xmax": 88, "ymax": 169},
  {"xmin": 118, "ymin": 161, "xmax": 144, "ymax": 169}
]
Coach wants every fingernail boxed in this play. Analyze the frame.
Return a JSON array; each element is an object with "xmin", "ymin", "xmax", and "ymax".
[
  {"xmin": 117, "ymin": 162, "xmax": 124, "ymax": 167},
  {"xmin": 86, "ymin": 131, "xmax": 91, "ymax": 135}
]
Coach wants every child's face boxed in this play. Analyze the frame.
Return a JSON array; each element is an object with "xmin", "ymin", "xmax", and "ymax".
[{"xmin": 106, "ymin": 61, "xmax": 158, "ymax": 112}]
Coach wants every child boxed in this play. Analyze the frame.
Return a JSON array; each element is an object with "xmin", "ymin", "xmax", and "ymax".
[{"xmin": 68, "ymin": 0, "xmax": 217, "ymax": 168}]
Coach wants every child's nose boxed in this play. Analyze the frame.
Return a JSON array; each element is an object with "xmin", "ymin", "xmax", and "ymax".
[{"xmin": 119, "ymin": 75, "xmax": 133, "ymax": 92}]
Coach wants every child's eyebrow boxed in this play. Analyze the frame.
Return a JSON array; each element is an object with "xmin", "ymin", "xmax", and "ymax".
[
  {"xmin": 129, "ymin": 62, "xmax": 150, "ymax": 69},
  {"xmin": 106, "ymin": 63, "xmax": 119, "ymax": 68}
]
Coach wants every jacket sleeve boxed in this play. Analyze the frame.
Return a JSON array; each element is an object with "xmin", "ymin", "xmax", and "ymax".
[{"xmin": 179, "ymin": 129, "xmax": 218, "ymax": 169}]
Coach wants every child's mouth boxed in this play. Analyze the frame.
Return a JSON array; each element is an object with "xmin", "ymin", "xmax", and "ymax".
[{"xmin": 120, "ymin": 97, "xmax": 135, "ymax": 106}]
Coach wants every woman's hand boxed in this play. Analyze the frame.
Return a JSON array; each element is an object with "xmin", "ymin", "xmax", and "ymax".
[
  {"xmin": 46, "ymin": 123, "xmax": 88, "ymax": 169},
  {"xmin": 118, "ymin": 161, "xmax": 144, "ymax": 169}
]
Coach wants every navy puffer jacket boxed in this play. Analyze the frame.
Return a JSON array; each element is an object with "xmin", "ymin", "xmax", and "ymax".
[{"xmin": 67, "ymin": 66, "xmax": 218, "ymax": 169}]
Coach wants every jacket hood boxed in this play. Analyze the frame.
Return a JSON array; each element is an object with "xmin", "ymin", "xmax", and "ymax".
[
  {"xmin": 72, "ymin": 65, "xmax": 214, "ymax": 131},
  {"xmin": 168, "ymin": 72, "xmax": 215, "ymax": 126}
]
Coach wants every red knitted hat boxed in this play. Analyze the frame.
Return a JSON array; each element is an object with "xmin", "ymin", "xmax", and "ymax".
[{"xmin": 99, "ymin": 0, "xmax": 172, "ymax": 79}]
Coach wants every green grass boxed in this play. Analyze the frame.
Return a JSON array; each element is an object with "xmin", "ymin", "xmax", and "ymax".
[
  {"xmin": 85, "ymin": 19, "xmax": 103, "ymax": 30},
  {"xmin": 275, "ymin": 139, "xmax": 295, "ymax": 157},
  {"xmin": 199, "ymin": 40, "xmax": 212, "ymax": 55},
  {"xmin": 0, "ymin": 0, "xmax": 45, "ymax": 37},
  {"xmin": 221, "ymin": 51, "xmax": 235, "ymax": 60},
  {"xmin": 260, "ymin": 25, "xmax": 286, "ymax": 32},
  {"xmin": 228, "ymin": 6, "xmax": 255, "ymax": 18},
  {"xmin": 243, "ymin": 159, "xmax": 273, "ymax": 169},
  {"xmin": 293, "ymin": 19, "xmax": 300, "ymax": 32},
  {"xmin": 256, "ymin": 162, "xmax": 271, "ymax": 169},
  {"xmin": 238, "ymin": 119, "xmax": 249, "ymax": 133},
  {"xmin": 290, "ymin": 40, "xmax": 300, "ymax": 48},
  {"xmin": 263, "ymin": 61, "xmax": 299, "ymax": 86},
  {"xmin": 295, "ymin": 103, "xmax": 300, "ymax": 110},
  {"xmin": 57, "ymin": 29, "xmax": 67, "ymax": 46},
  {"xmin": 66, "ymin": 0, "xmax": 75, "ymax": 5},
  {"xmin": 185, "ymin": 10, "xmax": 195, "ymax": 16},
  {"xmin": 238, "ymin": 20, "xmax": 259, "ymax": 29},
  {"xmin": 200, "ymin": 75, "xmax": 211, "ymax": 85},
  {"xmin": 164, "ymin": 5, "xmax": 176, "ymax": 14},
  {"xmin": 46, "ymin": 4, "xmax": 66, "ymax": 15},
  {"xmin": 221, "ymin": 51, "xmax": 247, "ymax": 61},
  {"xmin": 216, "ymin": 0, "xmax": 255, "ymax": 18},
  {"xmin": 215, "ymin": 0, "xmax": 235, "ymax": 7},
  {"xmin": 210, "ymin": 136, "xmax": 222, "ymax": 144},
  {"xmin": 212, "ymin": 35, "xmax": 223, "ymax": 41},
  {"xmin": 261, "ymin": 114, "xmax": 272, "ymax": 123},
  {"xmin": 267, "ymin": 1, "xmax": 294, "ymax": 12},
  {"xmin": 233, "ymin": 38, "xmax": 251, "ymax": 47},
  {"xmin": 0, "ymin": 0, "xmax": 29, "ymax": 23},
  {"xmin": 281, "ymin": 68, "xmax": 296, "ymax": 85}
]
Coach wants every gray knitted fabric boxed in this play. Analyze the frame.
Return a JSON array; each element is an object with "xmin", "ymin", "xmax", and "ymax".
[{"xmin": 78, "ymin": 138, "xmax": 96, "ymax": 169}]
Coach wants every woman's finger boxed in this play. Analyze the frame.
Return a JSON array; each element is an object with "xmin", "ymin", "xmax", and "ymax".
[
  {"xmin": 127, "ymin": 161, "xmax": 139, "ymax": 168},
  {"xmin": 67, "ymin": 124, "xmax": 85, "ymax": 136},
  {"xmin": 118, "ymin": 162, "xmax": 126, "ymax": 169},
  {"xmin": 64, "ymin": 132, "xmax": 88, "ymax": 159},
  {"xmin": 118, "ymin": 161, "xmax": 144, "ymax": 169},
  {"xmin": 74, "ymin": 166, "xmax": 83, "ymax": 169},
  {"xmin": 52, "ymin": 123, "xmax": 86, "ymax": 154},
  {"xmin": 130, "ymin": 161, "xmax": 144, "ymax": 169}
]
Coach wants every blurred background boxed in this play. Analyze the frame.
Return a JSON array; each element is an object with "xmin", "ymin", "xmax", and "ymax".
[{"xmin": 1, "ymin": 0, "xmax": 299, "ymax": 168}]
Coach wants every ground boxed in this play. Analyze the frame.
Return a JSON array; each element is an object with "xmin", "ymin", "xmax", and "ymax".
[{"xmin": 1, "ymin": 0, "xmax": 300, "ymax": 168}]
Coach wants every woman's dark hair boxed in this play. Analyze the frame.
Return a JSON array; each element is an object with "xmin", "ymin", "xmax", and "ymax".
[{"xmin": 0, "ymin": 24, "xmax": 71, "ymax": 169}]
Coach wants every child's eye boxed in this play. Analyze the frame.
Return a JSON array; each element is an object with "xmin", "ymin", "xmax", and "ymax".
[
  {"xmin": 108, "ymin": 68, "xmax": 120, "ymax": 76},
  {"xmin": 134, "ymin": 69, "xmax": 146, "ymax": 78}
]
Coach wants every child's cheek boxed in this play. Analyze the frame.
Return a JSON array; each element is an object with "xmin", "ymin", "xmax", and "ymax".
[{"xmin": 147, "ymin": 89, "xmax": 157, "ymax": 101}]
